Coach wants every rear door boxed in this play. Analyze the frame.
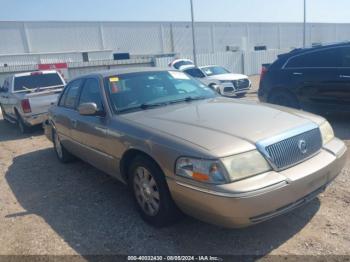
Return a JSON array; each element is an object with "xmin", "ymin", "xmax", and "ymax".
[
  {"xmin": 72, "ymin": 77, "xmax": 112, "ymax": 174},
  {"xmin": 336, "ymin": 46, "xmax": 350, "ymax": 111},
  {"xmin": 52, "ymin": 78, "xmax": 83, "ymax": 153},
  {"xmin": 284, "ymin": 47, "xmax": 341, "ymax": 112}
]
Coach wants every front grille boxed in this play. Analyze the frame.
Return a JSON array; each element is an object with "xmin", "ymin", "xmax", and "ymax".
[
  {"xmin": 263, "ymin": 128, "xmax": 322, "ymax": 170},
  {"xmin": 233, "ymin": 79, "xmax": 250, "ymax": 90}
]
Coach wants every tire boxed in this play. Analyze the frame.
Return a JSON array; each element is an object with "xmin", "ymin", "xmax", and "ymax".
[
  {"xmin": 209, "ymin": 83, "xmax": 220, "ymax": 94},
  {"xmin": 128, "ymin": 156, "xmax": 182, "ymax": 227},
  {"xmin": 15, "ymin": 111, "xmax": 31, "ymax": 134},
  {"xmin": 268, "ymin": 91, "xmax": 300, "ymax": 109},
  {"xmin": 53, "ymin": 129, "xmax": 75, "ymax": 163},
  {"xmin": 236, "ymin": 93, "xmax": 246, "ymax": 98}
]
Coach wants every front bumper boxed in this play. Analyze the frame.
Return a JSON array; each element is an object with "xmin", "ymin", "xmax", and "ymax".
[
  {"xmin": 221, "ymin": 81, "xmax": 252, "ymax": 97},
  {"xmin": 168, "ymin": 138, "xmax": 347, "ymax": 228},
  {"xmin": 23, "ymin": 112, "xmax": 48, "ymax": 126}
]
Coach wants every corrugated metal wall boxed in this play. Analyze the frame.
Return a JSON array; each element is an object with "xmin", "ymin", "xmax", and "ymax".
[{"xmin": 1, "ymin": 21, "xmax": 350, "ymax": 56}]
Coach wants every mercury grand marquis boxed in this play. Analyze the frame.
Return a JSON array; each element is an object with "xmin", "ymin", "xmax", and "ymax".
[{"xmin": 44, "ymin": 68, "xmax": 347, "ymax": 228}]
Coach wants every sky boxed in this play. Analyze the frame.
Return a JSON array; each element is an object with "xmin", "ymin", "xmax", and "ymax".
[{"xmin": 0, "ymin": 0, "xmax": 349, "ymax": 23}]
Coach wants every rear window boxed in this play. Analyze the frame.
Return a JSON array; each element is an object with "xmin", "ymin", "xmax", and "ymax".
[{"xmin": 14, "ymin": 73, "xmax": 64, "ymax": 92}]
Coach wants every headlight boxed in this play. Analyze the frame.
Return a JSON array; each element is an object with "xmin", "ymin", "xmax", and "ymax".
[
  {"xmin": 175, "ymin": 157, "xmax": 229, "ymax": 184},
  {"xmin": 320, "ymin": 121, "xmax": 334, "ymax": 145},
  {"xmin": 221, "ymin": 150, "xmax": 271, "ymax": 181},
  {"xmin": 220, "ymin": 80, "xmax": 233, "ymax": 84}
]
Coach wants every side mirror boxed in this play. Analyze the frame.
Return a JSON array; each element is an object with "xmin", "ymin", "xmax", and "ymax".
[
  {"xmin": 0, "ymin": 87, "xmax": 8, "ymax": 93},
  {"xmin": 78, "ymin": 103, "xmax": 104, "ymax": 116}
]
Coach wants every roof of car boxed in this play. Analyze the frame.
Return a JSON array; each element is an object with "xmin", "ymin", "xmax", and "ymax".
[
  {"xmin": 75, "ymin": 67, "xmax": 175, "ymax": 79},
  {"xmin": 279, "ymin": 41, "xmax": 350, "ymax": 59}
]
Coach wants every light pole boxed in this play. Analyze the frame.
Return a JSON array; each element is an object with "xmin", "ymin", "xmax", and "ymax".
[
  {"xmin": 303, "ymin": 0, "xmax": 306, "ymax": 47},
  {"xmin": 190, "ymin": 0, "xmax": 198, "ymax": 66}
]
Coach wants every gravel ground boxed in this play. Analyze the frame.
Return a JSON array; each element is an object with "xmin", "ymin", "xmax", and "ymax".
[{"xmin": 0, "ymin": 75, "xmax": 349, "ymax": 257}]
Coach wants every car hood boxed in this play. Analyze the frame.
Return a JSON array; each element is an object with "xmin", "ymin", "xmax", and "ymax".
[
  {"xmin": 207, "ymin": 73, "xmax": 248, "ymax": 81},
  {"xmin": 121, "ymin": 97, "xmax": 322, "ymax": 157}
]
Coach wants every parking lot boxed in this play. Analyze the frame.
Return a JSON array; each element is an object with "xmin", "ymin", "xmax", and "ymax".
[{"xmin": 0, "ymin": 75, "xmax": 349, "ymax": 256}]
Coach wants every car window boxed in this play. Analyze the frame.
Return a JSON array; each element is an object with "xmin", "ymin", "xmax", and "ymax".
[
  {"xmin": 14, "ymin": 72, "xmax": 64, "ymax": 92},
  {"xmin": 202, "ymin": 66, "xmax": 230, "ymax": 76},
  {"xmin": 286, "ymin": 48, "xmax": 341, "ymax": 68},
  {"xmin": 184, "ymin": 68, "xmax": 206, "ymax": 78},
  {"xmin": 61, "ymin": 79, "xmax": 83, "ymax": 109},
  {"xmin": 78, "ymin": 78, "xmax": 103, "ymax": 111},
  {"xmin": 105, "ymin": 71, "xmax": 215, "ymax": 113},
  {"xmin": 173, "ymin": 61, "xmax": 194, "ymax": 69},
  {"xmin": 340, "ymin": 47, "xmax": 350, "ymax": 67}
]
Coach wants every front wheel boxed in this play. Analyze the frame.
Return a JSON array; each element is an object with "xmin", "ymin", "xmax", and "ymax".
[
  {"xmin": 236, "ymin": 93, "xmax": 246, "ymax": 98},
  {"xmin": 129, "ymin": 156, "xmax": 182, "ymax": 227}
]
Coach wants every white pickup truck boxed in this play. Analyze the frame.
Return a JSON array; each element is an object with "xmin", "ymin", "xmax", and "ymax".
[{"xmin": 0, "ymin": 70, "xmax": 66, "ymax": 133}]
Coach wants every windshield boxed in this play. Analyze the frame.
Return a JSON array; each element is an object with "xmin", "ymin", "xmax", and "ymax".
[
  {"xmin": 202, "ymin": 66, "xmax": 230, "ymax": 76},
  {"xmin": 184, "ymin": 67, "xmax": 206, "ymax": 78},
  {"xmin": 14, "ymin": 73, "xmax": 64, "ymax": 92},
  {"xmin": 105, "ymin": 71, "xmax": 216, "ymax": 114}
]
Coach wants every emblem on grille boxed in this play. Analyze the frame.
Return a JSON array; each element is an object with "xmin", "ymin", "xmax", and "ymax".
[{"xmin": 298, "ymin": 139, "xmax": 308, "ymax": 154}]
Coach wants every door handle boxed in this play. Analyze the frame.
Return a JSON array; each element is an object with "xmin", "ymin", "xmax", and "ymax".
[
  {"xmin": 293, "ymin": 72, "xmax": 303, "ymax": 76},
  {"xmin": 339, "ymin": 75, "xmax": 350, "ymax": 78}
]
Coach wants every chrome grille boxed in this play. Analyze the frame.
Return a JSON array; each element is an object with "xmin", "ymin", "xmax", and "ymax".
[
  {"xmin": 258, "ymin": 126, "xmax": 322, "ymax": 171},
  {"xmin": 233, "ymin": 79, "xmax": 250, "ymax": 90}
]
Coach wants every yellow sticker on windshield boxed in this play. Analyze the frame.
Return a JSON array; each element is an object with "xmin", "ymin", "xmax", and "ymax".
[{"xmin": 109, "ymin": 77, "xmax": 119, "ymax": 82}]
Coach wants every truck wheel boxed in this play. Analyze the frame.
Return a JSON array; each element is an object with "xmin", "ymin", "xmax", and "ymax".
[
  {"xmin": 129, "ymin": 155, "xmax": 182, "ymax": 227},
  {"xmin": 268, "ymin": 91, "xmax": 300, "ymax": 109},
  {"xmin": 53, "ymin": 130, "xmax": 74, "ymax": 163},
  {"xmin": 15, "ymin": 111, "xmax": 31, "ymax": 134}
]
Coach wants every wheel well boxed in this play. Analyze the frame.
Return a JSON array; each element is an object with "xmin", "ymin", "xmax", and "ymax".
[
  {"xmin": 267, "ymin": 87, "xmax": 296, "ymax": 101},
  {"xmin": 119, "ymin": 149, "xmax": 162, "ymax": 183}
]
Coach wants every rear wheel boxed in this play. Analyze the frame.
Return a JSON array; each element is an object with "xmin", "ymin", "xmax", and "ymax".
[
  {"xmin": 268, "ymin": 91, "xmax": 300, "ymax": 109},
  {"xmin": 129, "ymin": 156, "xmax": 182, "ymax": 227},
  {"xmin": 15, "ymin": 111, "xmax": 31, "ymax": 134},
  {"xmin": 53, "ymin": 130, "xmax": 74, "ymax": 163}
]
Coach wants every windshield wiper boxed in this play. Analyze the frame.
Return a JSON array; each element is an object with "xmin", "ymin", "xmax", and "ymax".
[
  {"xmin": 117, "ymin": 102, "xmax": 169, "ymax": 114},
  {"xmin": 169, "ymin": 96, "xmax": 208, "ymax": 104}
]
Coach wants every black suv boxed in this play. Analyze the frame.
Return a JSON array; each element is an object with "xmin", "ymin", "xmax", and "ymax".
[{"xmin": 258, "ymin": 42, "xmax": 350, "ymax": 114}]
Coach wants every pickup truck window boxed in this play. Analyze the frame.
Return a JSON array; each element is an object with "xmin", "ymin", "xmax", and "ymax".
[
  {"xmin": 14, "ymin": 73, "xmax": 64, "ymax": 92},
  {"xmin": 78, "ymin": 78, "xmax": 103, "ymax": 111}
]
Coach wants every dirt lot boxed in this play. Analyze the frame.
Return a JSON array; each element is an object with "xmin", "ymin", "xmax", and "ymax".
[{"xmin": 0, "ymin": 76, "xmax": 349, "ymax": 257}]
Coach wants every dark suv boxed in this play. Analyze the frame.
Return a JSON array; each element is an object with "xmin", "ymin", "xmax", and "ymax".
[{"xmin": 258, "ymin": 42, "xmax": 350, "ymax": 114}]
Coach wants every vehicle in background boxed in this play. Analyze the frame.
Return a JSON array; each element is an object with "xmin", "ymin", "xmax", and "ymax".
[
  {"xmin": 180, "ymin": 65, "xmax": 221, "ymax": 93},
  {"xmin": 183, "ymin": 65, "xmax": 251, "ymax": 97},
  {"xmin": 168, "ymin": 59, "xmax": 194, "ymax": 70},
  {"xmin": 44, "ymin": 68, "xmax": 346, "ymax": 228},
  {"xmin": 259, "ymin": 42, "xmax": 350, "ymax": 114},
  {"xmin": 0, "ymin": 70, "xmax": 66, "ymax": 133}
]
